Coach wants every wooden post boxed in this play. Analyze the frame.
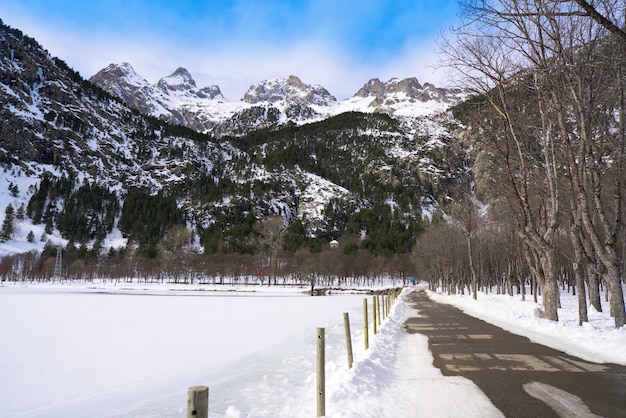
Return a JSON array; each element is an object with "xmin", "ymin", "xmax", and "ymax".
[
  {"xmin": 363, "ymin": 298, "xmax": 369, "ymax": 350},
  {"xmin": 372, "ymin": 295, "xmax": 377, "ymax": 334},
  {"xmin": 377, "ymin": 294, "xmax": 382, "ymax": 327},
  {"xmin": 382, "ymin": 295, "xmax": 386, "ymax": 320},
  {"xmin": 385, "ymin": 293, "xmax": 391, "ymax": 317},
  {"xmin": 343, "ymin": 312, "xmax": 354, "ymax": 369},
  {"xmin": 316, "ymin": 327, "xmax": 325, "ymax": 417},
  {"xmin": 384, "ymin": 293, "xmax": 388, "ymax": 317},
  {"xmin": 187, "ymin": 385, "xmax": 208, "ymax": 418}
]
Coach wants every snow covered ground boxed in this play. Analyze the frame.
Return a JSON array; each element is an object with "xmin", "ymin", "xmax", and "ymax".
[{"xmin": 0, "ymin": 280, "xmax": 624, "ymax": 417}]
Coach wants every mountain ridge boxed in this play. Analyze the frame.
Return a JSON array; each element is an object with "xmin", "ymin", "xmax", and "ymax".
[{"xmin": 90, "ymin": 62, "xmax": 470, "ymax": 136}]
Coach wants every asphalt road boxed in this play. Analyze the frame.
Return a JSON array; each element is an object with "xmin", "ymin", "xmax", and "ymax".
[{"xmin": 404, "ymin": 290, "xmax": 626, "ymax": 418}]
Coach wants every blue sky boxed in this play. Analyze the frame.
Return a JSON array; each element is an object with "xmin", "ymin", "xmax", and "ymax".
[{"xmin": 0, "ymin": 0, "xmax": 460, "ymax": 99}]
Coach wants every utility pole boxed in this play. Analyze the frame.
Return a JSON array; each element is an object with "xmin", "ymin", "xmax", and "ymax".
[{"xmin": 54, "ymin": 245, "xmax": 62, "ymax": 279}]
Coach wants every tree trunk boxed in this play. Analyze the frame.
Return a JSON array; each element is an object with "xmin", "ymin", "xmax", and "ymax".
[
  {"xmin": 539, "ymin": 249, "xmax": 559, "ymax": 322},
  {"xmin": 468, "ymin": 236, "xmax": 478, "ymax": 300},
  {"xmin": 586, "ymin": 263, "xmax": 602, "ymax": 312},
  {"xmin": 604, "ymin": 261, "xmax": 626, "ymax": 328},
  {"xmin": 573, "ymin": 263, "xmax": 588, "ymax": 326},
  {"xmin": 568, "ymin": 199, "xmax": 589, "ymax": 324}
]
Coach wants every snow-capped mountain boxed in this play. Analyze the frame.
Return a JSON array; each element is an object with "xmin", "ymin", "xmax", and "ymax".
[
  {"xmin": 332, "ymin": 77, "xmax": 470, "ymax": 117},
  {"xmin": 90, "ymin": 63, "xmax": 242, "ymax": 132},
  {"xmin": 0, "ymin": 19, "xmax": 469, "ymax": 258},
  {"xmin": 90, "ymin": 63, "xmax": 469, "ymax": 136},
  {"xmin": 156, "ymin": 67, "xmax": 222, "ymax": 99},
  {"xmin": 242, "ymin": 75, "xmax": 336, "ymax": 107}
]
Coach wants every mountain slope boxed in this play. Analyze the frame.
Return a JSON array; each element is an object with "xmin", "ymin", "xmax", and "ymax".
[{"xmin": 0, "ymin": 20, "xmax": 246, "ymax": 253}]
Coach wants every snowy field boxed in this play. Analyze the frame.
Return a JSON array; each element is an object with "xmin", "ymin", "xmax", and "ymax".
[{"xmin": 1, "ymin": 281, "xmax": 625, "ymax": 417}]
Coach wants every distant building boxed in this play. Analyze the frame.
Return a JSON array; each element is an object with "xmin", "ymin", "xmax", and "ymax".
[{"xmin": 329, "ymin": 239, "xmax": 339, "ymax": 249}]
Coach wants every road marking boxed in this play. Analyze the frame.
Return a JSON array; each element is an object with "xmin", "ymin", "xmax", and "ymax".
[
  {"xmin": 493, "ymin": 354, "xmax": 559, "ymax": 372},
  {"xmin": 404, "ymin": 323, "xmax": 468, "ymax": 332},
  {"xmin": 523, "ymin": 381, "xmax": 602, "ymax": 418},
  {"xmin": 438, "ymin": 354, "xmax": 605, "ymax": 373},
  {"xmin": 456, "ymin": 334, "xmax": 493, "ymax": 339},
  {"xmin": 439, "ymin": 354, "xmax": 495, "ymax": 372},
  {"xmin": 541, "ymin": 356, "xmax": 586, "ymax": 372},
  {"xmin": 564, "ymin": 357, "xmax": 609, "ymax": 372}
]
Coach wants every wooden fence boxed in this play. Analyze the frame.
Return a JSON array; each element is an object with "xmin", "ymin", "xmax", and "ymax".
[{"xmin": 186, "ymin": 287, "xmax": 402, "ymax": 417}]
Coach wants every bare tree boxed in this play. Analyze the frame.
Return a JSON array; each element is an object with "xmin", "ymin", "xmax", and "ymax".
[
  {"xmin": 440, "ymin": 0, "xmax": 564, "ymax": 320},
  {"xmin": 414, "ymin": 221, "xmax": 467, "ymax": 293},
  {"xmin": 568, "ymin": 0, "xmax": 626, "ymax": 42},
  {"xmin": 258, "ymin": 216, "xmax": 285, "ymax": 285},
  {"xmin": 447, "ymin": 194, "xmax": 481, "ymax": 299},
  {"xmin": 537, "ymin": 0, "xmax": 626, "ymax": 327},
  {"xmin": 158, "ymin": 225, "xmax": 194, "ymax": 283},
  {"xmin": 442, "ymin": 0, "xmax": 626, "ymax": 326}
]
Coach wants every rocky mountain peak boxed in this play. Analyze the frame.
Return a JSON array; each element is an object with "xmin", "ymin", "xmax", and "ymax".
[
  {"xmin": 388, "ymin": 77, "xmax": 423, "ymax": 95},
  {"xmin": 197, "ymin": 85, "xmax": 224, "ymax": 100},
  {"xmin": 157, "ymin": 67, "xmax": 197, "ymax": 91},
  {"xmin": 153, "ymin": 67, "xmax": 224, "ymax": 100},
  {"xmin": 242, "ymin": 75, "xmax": 336, "ymax": 107},
  {"xmin": 356, "ymin": 77, "xmax": 425, "ymax": 100},
  {"xmin": 286, "ymin": 75, "xmax": 305, "ymax": 89},
  {"xmin": 89, "ymin": 62, "xmax": 152, "ymax": 103},
  {"xmin": 354, "ymin": 78, "xmax": 384, "ymax": 98},
  {"xmin": 97, "ymin": 62, "xmax": 140, "ymax": 80},
  {"xmin": 346, "ymin": 77, "xmax": 469, "ymax": 115}
]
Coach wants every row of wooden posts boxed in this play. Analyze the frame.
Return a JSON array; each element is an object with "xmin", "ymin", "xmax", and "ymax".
[
  {"xmin": 185, "ymin": 288, "xmax": 402, "ymax": 418},
  {"xmin": 317, "ymin": 288, "xmax": 401, "ymax": 417}
]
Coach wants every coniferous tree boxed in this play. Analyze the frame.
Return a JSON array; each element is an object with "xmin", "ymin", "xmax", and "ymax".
[
  {"xmin": 283, "ymin": 219, "xmax": 306, "ymax": 252},
  {"xmin": 16, "ymin": 204, "xmax": 25, "ymax": 220},
  {"xmin": 118, "ymin": 189, "xmax": 185, "ymax": 257},
  {"xmin": 8, "ymin": 182, "xmax": 18, "ymax": 197},
  {"xmin": 1, "ymin": 204, "xmax": 15, "ymax": 242}
]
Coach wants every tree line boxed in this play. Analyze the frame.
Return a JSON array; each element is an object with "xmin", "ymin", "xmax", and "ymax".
[
  {"xmin": 433, "ymin": 0, "xmax": 626, "ymax": 327},
  {"xmin": 0, "ymin": 236, "xmax": 415, "ymax": 290}
]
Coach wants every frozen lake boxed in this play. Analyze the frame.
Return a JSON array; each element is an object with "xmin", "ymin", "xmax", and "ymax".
[
  {"xmin": 0, "ymin": 284, "xmax": 369, "ymax": 417},
  {"xmin": 5, "ymin": 282, "xmax": 616, "ymax": 417}
]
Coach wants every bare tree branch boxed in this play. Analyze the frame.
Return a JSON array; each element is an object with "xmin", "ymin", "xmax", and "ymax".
[{"xmin": 570, "ymin": 0, "xmax": 626, "ymax": 42}]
